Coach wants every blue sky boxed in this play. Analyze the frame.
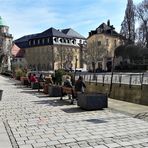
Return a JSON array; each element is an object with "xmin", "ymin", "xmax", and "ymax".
[{"xmin": 0, "ymin": 0, "xmax": 142, "ymax": 39}]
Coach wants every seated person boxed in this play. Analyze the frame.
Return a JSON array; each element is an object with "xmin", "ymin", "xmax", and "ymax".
[
  {"xmin": 63, "ymin": 76, "xmax": 73, "ymax": 88},
  {"xmin": 30, "ymin": 74, "xmax": 38, "ymax": 83},
  {"xmin": 75, "ymin": 76, "xmax": 86, "ymax": 93},
  {"xmin": 38, "ymin": 74, "xmax": 45, "ymax": 82}
]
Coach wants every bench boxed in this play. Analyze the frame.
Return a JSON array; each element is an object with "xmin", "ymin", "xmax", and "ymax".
[{"xmin": 60, "ymin": 86, "xmax": 77, "ymax": 104}]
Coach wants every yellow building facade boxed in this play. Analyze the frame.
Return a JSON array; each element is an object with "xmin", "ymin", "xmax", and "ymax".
[
  {"xmin": 15, "ymin": 28, "xmax": 86, "ymax": 71},
  {"xmin": 87, "ymin": 20, "xmax": 125, "ymax": 71}
]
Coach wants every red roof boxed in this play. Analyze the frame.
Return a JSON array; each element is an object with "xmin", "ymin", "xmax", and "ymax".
[{"xmin": 11, "ymin": 44, "xmax": 25, "ymax": 58}]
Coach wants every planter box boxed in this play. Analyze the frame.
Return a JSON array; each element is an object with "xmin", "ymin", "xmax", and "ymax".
[
  {"xmin": 77, "ymin": 92, "xmax": 108, "ymax": 110},
  {"xmin": 21, "ymin": 77, "xmax": 29, "ymax": 85},
  {"xmin": 48, "ymin": 85, "xmax": 62, "ymax": 97},
  {"xmin": 43, "ymin": 84, "xmax": 49, "ymax": 94}
]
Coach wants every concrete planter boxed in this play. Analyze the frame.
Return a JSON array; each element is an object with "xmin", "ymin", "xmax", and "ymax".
[
  {"xmin": 21, "ymin": 77, "xmax": 29, "ymax": 85},
  {"xmin": 0, "ymin": 90, "xmax": 3, "ymax": 101},
  {"xmin": 43, "ymin": 84, "xmax": 49, "ymax": 94},
  {"xmin": 48, "ymin": 85, "xmax": 62, "ymax": 97},
  {"xmin": 77, "ymin": 92, "xmax": 108, "ymax": 110}
]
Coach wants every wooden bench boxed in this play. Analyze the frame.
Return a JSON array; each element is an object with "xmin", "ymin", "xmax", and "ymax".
[{"xmin": 60, "ymin": 86, "xmax": 77, "ymax": 104}]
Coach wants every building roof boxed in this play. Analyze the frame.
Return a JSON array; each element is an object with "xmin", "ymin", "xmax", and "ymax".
[
  {"xmin": 15, "ymin": 27, "xmax": 86, "ymax": 48},
  {"xmin": 33, "ymin": 27, "xmax": 71, "ymax": 39},
  {"xmin": 61, "ymin": 28, "xmax": 85, "ymax": 39},
  {"xmin": 88, "ymin": 20, "xmax": 120, "ymax": 38},
  {"xmin": 0, "ymin": 16, "xmax": 7, "ymax": 27},
  {"xmin": 15, "ymin": 34, "xmax": 38, "ymax": 43},
  {"xmin": 11, "ymin": 44, "xmax": 25, "ymax": 58},
  {"xmin": 14, "ymin": 34, "xmax": 38, "ymax": 48}
]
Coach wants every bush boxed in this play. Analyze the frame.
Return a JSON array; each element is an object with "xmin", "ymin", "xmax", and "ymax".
[
  {"xmin": 54, "ymin": 69, "xmax": 75, "ymax": 85},
  {"xmin": 15, "ymin": 68, "xmax": 26, "ymax": 80}
]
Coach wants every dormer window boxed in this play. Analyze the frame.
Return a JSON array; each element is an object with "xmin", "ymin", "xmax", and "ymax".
[
  {"xmin": 29, "ymin": 41, "xmax": 31, "ymax": 46},
  {"xmin": 33, "ymin": 40, "xmax": 35, "ymax": 45},
  {"xmin": 42, "ymin": 39, "xmax": 44, "ymax": 44},
  {"xmin": 38, "ymin": 39, "xmax": 40, "ymax": 45},
  {"xmin": 54, "ymin": 38, "xmax": 58, "ymax": 42},
  {"xmin": 63, "ymin": 39, "xmax": 66, "ymax": 43},
  {"xmin": 47, "ymin": 38, "xmax": 50, "ymax": 43},
  {"xmin": 60, "ymin": 38, "xmax": 63, "ymax": 43},
  {"xmin": 72, "ymin": 39, "xmax": 76, "ymax": 44}
]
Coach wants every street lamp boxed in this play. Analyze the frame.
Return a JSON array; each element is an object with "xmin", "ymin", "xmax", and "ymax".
[{"xmin": 74, "ymin": 56, "xmax": 78, "ymax": 81}]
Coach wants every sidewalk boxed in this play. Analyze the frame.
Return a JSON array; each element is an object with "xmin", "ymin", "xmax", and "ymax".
[
  {"xmin": 0, "ymin": 120, "xmax": 12, "ymax": 148},
  {"xmin": 0, "ymin": 75, "xmax": 148, "ymax": 148},
  {"xmin": 109, "ymin": 98, "xmax": 148, "ymax": 120}
]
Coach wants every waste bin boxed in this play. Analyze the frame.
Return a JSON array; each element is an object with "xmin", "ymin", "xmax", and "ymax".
[{"xmin": 0, "ymin": 90, "xmax": 3, "ymax": 101}]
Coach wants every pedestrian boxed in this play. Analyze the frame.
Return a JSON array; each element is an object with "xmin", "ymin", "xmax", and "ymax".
[{"xmin": 75, "ymin": 76, "xmax": 86, "ymax": 93}]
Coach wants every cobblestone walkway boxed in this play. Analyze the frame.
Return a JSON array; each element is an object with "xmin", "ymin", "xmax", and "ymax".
[{"xmin": 0, "ymin": 76, "xmax": 148, "ymax": 148}]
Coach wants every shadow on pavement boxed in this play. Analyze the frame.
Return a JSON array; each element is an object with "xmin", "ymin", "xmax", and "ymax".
[
  {"xmin": 84, "ymin": 118, "xmax": 107, "ymax": 124},
  {"xmin": 32, "ymin": 98, "xmax": 74, "ymax": 106}
]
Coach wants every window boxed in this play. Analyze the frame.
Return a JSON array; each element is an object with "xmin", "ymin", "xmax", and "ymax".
[
  {"xmin": 38, "ymin": 39, "xmax": 40, "ymax": 45},
  {"xmin": 33, "ymin": 40, "xmax": 35, "ymax": 45},
  {"xmin": 60, "ymin": 38, "xmax": 63, "ymax": 43},
  {"xmin": 114, "ymin": 40, "xmax": 117, "ymax": 47},
  {"xmin": 98, "ymin": 41, "xmax": 101, "ymax": 46},
  {"xmin": 106, "ymin": 39, "xmax": 109, "ymax": 46},
  {"xmin": 42, "ymin": 39, "xmax": 44, "ymax": 44},
  {"xmin": 47, "ymin": 38, "xmax": 50, "ymax": 43}
]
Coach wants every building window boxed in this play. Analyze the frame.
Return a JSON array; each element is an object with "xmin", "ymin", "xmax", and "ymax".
[
  {"xmin": 42, "ymin": 39, "xmax": 44, "ymax": 44},
  {"xmin": 98, "ymin": 41, "xmax": 101, "ymax": 46},
  {"xmin": 33, "ymin": 40, "xmax": 35, "ymax": 45},
  {"xmin": 38, "ymin": 39, "xmax": 40, "ymax": 45},
  {"xmin": 106, "ymin": 39, "xmax": 109, "ymax": 46},
  {"xmin": 60, "ymin": 38, "xmax": 63, "ymax": 43},
  {"xmin": 29, "ymin": 41, "xmax": 31, "ymax": 46},
  {"xmin": 114, "ymin": 40, "xmax": 117, "ymax": 47},
  {"xmin": 47, "ymin": 38, "xmax": 50, "ymax": 43}
]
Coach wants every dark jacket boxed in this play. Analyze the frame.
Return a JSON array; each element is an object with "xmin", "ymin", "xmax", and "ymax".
[{"xmin": 75, "ymin": 80, "xmax": 86, "ymax": 92}]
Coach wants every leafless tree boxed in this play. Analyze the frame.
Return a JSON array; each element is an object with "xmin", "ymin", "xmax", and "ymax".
[
  {"xmin": 120, "ymin": 0, "xmax": 135, "ymax": 43},
  {"xmin": 136, "ymin": 0, "xmax": 148, "ymax": 48},
  {"xmin": 85, "ymin": 40, "xmax": 107, "ymax": 72}
]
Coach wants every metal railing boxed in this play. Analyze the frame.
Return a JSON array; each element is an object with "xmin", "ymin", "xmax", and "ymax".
[{"xmin": 75, "ymin": 73, "xmax": 148, "ymax": 88}]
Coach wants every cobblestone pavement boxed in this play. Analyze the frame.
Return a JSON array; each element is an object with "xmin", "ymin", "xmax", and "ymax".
[{"xmin": 1, "ymin": 76, "xmax": 148, "ymax": 148}]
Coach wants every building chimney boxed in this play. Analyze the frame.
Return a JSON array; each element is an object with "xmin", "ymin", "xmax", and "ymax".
[{"xmin": 107, "ymin": 20, "xmax": 110, "ymax": 26}]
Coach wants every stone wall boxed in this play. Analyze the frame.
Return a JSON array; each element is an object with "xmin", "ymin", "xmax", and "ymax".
[{"xmin": 85, "ymin": 82, "xmax": 148, "ymax": 105}]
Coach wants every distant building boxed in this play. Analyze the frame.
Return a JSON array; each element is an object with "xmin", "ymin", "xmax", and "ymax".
[
  {"xmin": 0, "ymin": 16, "xmax": 13, "ymax": 72},
  {"xmin": 11, "ymin": 44, "xmax": 27, "ymax": 69},
  {"xmin": 15, "ymin": 28, "xmax": 86, "ymax": 71},
  {"xmin": 87, "ymin": 20, "xmax": 126, "ymax": 71}
]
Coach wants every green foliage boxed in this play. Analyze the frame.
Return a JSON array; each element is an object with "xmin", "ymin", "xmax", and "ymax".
[
  {"xmin": 55, "ymin": 69, "xmax": 66, "ymax": 85},
  {"xmin": 115, "ymin": 44, "xmax": 144, "ymax": 59},
  {"xmin": 15, "ymin": 68, "xmax": 26, "ymax": 79},
  {"xmin": 54, "ymin": 69, "xmax": 75, "ymax": 85}
]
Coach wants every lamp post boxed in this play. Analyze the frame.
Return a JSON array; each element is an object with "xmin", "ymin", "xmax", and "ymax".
[
  {"xmin": 74, "ymin": 56, "xmax": 78, "ymax": 81},
  {"xmin": 108, "ymin": 52, "xmax": 115, "ymax": 97}
]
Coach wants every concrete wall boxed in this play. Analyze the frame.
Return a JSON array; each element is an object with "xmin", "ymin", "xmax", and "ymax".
[{"xmin": 85, "ymin": 82, "xmax": 148, "ymax": 106}]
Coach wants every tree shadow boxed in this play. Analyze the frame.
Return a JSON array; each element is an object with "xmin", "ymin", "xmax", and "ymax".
[
  {"xmin": 84, "ymin": 118, "xmax": 107, "ymax": 124},
  {"xmin": 32, "ymin": 98, "xmax": 74, "ymax": 107}
]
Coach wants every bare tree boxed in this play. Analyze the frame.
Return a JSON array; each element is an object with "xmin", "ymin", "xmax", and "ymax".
[
  {"xmin": 120, "ymin": 0, "xmax": 135, "ymax": 43},
  {"xmin": 136, "ymin": 0, "xmax": 148, "ymax": 48},
  {"xmin": 85, "ymin": 40, "xmax": 107, "ymax": 72}
]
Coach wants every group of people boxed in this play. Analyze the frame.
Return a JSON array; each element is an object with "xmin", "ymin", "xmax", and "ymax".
[
  {"xmin": 63, "ymin": 75, "xmax": 86, "ymax": 93},
  {"xmin": 27, "ymin": 72, "xmax": 86, "ymax": 93}
]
